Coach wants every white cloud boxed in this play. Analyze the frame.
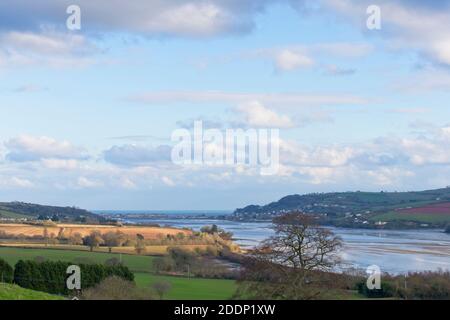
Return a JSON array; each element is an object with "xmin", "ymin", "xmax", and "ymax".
[
  {"xmin": 389, "ymin": 107, "xmax": 428, "ymax": 114},
  {"xmin": 1, "ymin": 177, "xmax": 35, "ymax": 189},
  {"xmin": 131, "ymin": 90, "xmax": 368, "ymax": 107},
  {"xmin": 0, "ymin": 0, "xmax": 276, "ymax": 38},
  {"xmin": 5, "ymin": 135, "xmax": 87, "ymax": 162},
  {"xmin": 77, "ymin": 176, "xmax": 103, "ymax": 189},
  {"xmin": 162, "ymin": 176, "xmax": 176, "ymax": 187},
  {"xmin": 41, "ymin": 159, "xmax": 80, "ymax": 170},
  {"xmin": 273, "ymin": 123, "xmax": 450, "ymax": 185},
  {"xmin": 274, "ymin": 49, "xmax": 314, "ymax": 71},
  {"xmin": 248, "ymin": 42, "xmax": 371, "ymax": 73},
  {"xmin": 1, "ymin": 31, "xmax": 91, "ymax": 55},
  {"xmin": 235, "ymin": 101, "xmax": 294, "ymax": 128},
  {"xmin": 120, "ymin": 177, "xmax": 137, "ymax": 189},
  {"xmin": 0, "ymin": 30, "xmax": 98, "ymax": 68},
  {"xmin": 394, "ymin": 69, "xmax": 450, "ymax": 93},
  {"xmin": 2, "ymin": 124, "xmax": 450, "ymax": 193},
  {"xmin": 324, "ymin": 0, "xmax": 450, "ymax": 66},
  {"xmin": 366, "ymin": 167, "xmax": 415, "ymax": 186},
  {"xmin": 103, "ymin": 144, "xmax": 172, "ymax": 167}
]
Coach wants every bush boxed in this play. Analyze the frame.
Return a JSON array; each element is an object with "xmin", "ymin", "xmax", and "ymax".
[
  {"xmin": 151, "ymin": 281, "xmax": 172, "ymax": 300},
  {"xmin": 357, "ymin": 280, "xmax": 395, "ymax": 298},
  {"xmin": 81, "ymin": 276, "xmax": 152, "ymax": 300},
  {"xmin": 13, "ymin": 260, "xmax": 134, "ymax": 295},
  {"xmin": 396, "ymin": 271, "xmax": 450, "ymax": 299},
  {"xmin": 0, "ymin": 258, "xmax": 14, "ymax": 283},
  {"xmin": 105, "ymin": 257, "xmax": 122, "ymax": 267},
  {"xmin": 167, "ymin": 247, "xmax": 197, "ymax": 271},
  {"xmin": 152, "ymin": 256, "xmax": 175, "ymax": 273}
]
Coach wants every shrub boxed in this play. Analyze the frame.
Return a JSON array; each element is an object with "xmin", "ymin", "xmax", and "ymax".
[
  {"xmin": 356, "ymin": 280, "xmax": 395, "ymax": 298},
  {"xmin": 167, "ymin": 247, "xmax": 197, "ymax": 270},
  {"xmin": 34, "ymin": 256, "xmax": 47, "ymax": 263},
  {"xmin": 105, "ymin": 257, "xmax": 122, "ymax": 267},
  {"xmin": 81, "ymin": 276, "xmax": 151, "ymax": 300},
  {"xmin": 395, "ymin": 271, "xmax": 450, "ymax": 299},
  {"xmin": 13, "ymin": 260, "xmax": 134, "ymax": 295},
  {"xmin": 0, "ymin": 258, "xmax": 14, "ymax": 283},
  {"xmin": 152, "ymin": 257, "xmax": 174, "ymax": 273},
  {"xmin": 151, "ymin": 281, "xmax": 172, "ymax": 300},
  {"xmin": 83, "ymin": 231, "xmax": 104, "ymax": 251},
  {"xmin": 68, "ymin": 233, "xmax": 83, "ymax": 245}
]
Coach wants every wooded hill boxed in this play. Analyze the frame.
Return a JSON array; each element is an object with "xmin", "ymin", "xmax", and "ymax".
[
  {"xmin": 0, "ymin": 202, "xmax": 101, "ymax": 222},
  {"xmin": 233, "ymin": 187, "xmax": 450, "ymax": 228}
]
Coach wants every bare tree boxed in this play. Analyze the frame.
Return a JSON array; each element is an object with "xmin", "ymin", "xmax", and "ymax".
[
  {"xmin": 84, "ymin": 230, "xmax": 104, "ymax": 252},
  {"xmin": 81, "ymin": 276, "xmax": 152, "ymax": 300},
  {"xmin": 43, "ymin": 227, "xmax": 49, "ymax": 246},
  {"xmin": 134, "ymin": 236, "xmax": 146, "ymax": 255},
  {"xmin": 68, "ymin": 232, "xmax": 83, "ymax": 245},
  {"xmin": 151, "ymin": 281, "xmax": 172, "ymax": 300},
  {"xmin": 103, "ymin": 231, "xmax": 127, "ymax": 253},
  {"xmin": 235, "ymin": 212, "xmax": 342, "ymax": 300}
]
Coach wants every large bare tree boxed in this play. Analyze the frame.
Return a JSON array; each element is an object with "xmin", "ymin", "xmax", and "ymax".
[{"xmin": 235, "ymin": 212, "xmax": 342, "ymax": 300}]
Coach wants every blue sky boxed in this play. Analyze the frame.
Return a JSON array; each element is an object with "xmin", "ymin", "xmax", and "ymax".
[{"xmin": 1, "ymin": 0, "xmax": 450, "ymax": 210}]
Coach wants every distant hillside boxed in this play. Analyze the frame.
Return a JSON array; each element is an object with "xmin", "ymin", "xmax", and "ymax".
[
  {"xmin": 233, "ymin": 187, "xmax": 450, "ymax": 228},
  {"xmin": 0, "ymin": 202, "xmax": 102, "ymax": 222}
]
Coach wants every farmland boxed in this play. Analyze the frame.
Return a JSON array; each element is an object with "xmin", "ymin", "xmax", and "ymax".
[
  {"xmin": 134, "ymin": 273, "xmax": 236, "ymax": 300},
  {"xmin": 234, "ymin": 187, "xmax": 450, "ymax": 228},
  {"xmin": 0, "ymin": 247, "xmax": 155, "ymax": 272},
  {"xmin": 372, "ymin": 202, "xmax": 450, "ymax": 224},
  {"xmin": 0, "ymin": 209, "xmax": 29, "ymax": 220},
  {"xmin": 0, "ymin": 223, "xmax": 191, "ymax": 240},
  {"xmin": 0, "ymin": 246, "xmax": 237, "ymax": 300},
  {"xmin": 0, "ymin": 243, "xmax": 213, "ymax": 256}
]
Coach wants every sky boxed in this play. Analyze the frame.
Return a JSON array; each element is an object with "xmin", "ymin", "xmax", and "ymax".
[{"xmin": 1, "ymin": 0, "xmax": 450, "ymax": 210}]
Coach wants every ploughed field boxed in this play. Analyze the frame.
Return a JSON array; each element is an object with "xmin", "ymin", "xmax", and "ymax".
[
  {"xmin": 396, "ymin": 202, "xmax": 450, "ymax": 215},
  {"xmin": 0, "ymin": 223, "xmax": 191, "ymax": 239},
  {"xmin": 373, "ymin": 202, "xmax": 450, "ymax": 224}
]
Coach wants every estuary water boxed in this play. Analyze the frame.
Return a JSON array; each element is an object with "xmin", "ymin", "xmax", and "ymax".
[{"xmin": 108, "ymin": 214, "xmax": 450, "ymax": 274}]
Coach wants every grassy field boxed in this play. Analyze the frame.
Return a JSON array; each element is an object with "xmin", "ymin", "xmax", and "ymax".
[
  {"xmin": 0, "ymin": 209, "xmax": 29, "ymax": 219},
  {"xmin": 0, "ymin": 247, "xmax": 372, "ymax": 300},
  {"xmin": 0, "ymin": 283, "xmax": 64, "ymax": 300},
  {"xmin": 0, "ymin": 246, "xmax": 238, "ymax": 300},
  {"xmin": 0, "ymin": 247, "xmax": 155, "ymax": 273},
  {"xmin": 134, "ymin": 273, "xmax": 236, "ymax": 300}
]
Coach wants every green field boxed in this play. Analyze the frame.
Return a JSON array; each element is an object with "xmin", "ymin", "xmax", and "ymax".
[
  {"xmin": 0, "ymin": 209, "xmax": 29, "ymax": 219},
  {"xmin": 134, "ymin": 273, "xmax": 236, "ymax": 300},
  {"xmin": 0, "ymin": 283, "xmax": 64, "ymax": 300},
  {"xmin": 0, "ymin": 247, "xmax": 238, "ymax": 300},
  {"xmin": 0, "ymin": 247, "xmax": 155, "ymax": 273}
]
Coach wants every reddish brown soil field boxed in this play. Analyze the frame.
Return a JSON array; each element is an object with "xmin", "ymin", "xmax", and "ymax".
[{"xmin": 395, "ymin": 202, "xmax": 450, "ymax": 216}]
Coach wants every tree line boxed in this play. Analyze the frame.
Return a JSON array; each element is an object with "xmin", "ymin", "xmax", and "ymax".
[{"xmin": 0, "ymin": 258, "xmax": 133, "ymax": 295}]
